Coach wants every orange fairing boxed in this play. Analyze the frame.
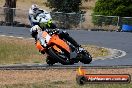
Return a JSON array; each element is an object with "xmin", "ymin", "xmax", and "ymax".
[
  {"xmin": 42, "ymin": 31, "xmax": 48, "ymax": 38},
  {"xmin": 49, "ymin": 34, "xmax": 70, "ymax": 53},
  {"xmin": 53, "ymin": 45, "xmax": 62, "ymax": 53},
  {"xmin": 36, "ymin": 41, "xmax": 45, "ymax": 51}
]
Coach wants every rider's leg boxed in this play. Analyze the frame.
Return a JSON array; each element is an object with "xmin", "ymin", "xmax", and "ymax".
[{"xmin": 59, "ymin": 31, "xmax": 80, "ymax": 47}]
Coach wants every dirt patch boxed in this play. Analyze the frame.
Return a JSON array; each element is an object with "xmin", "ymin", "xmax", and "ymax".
[{"xmin": 0, "ymin": 68, "xmax": 131, "ymax": 85}]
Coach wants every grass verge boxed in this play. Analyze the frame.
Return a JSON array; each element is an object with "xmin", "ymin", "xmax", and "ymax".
[
  {"xmin": 0, "ymin": 36, "xmax": 108, "ymax": 65},
  {"xmin": 0, "ymin": 36, "xmax": 44, "ymax": 65},
  {"xmin": 0, "ymin": 68, "xmax": 131, "ymax": 88}
]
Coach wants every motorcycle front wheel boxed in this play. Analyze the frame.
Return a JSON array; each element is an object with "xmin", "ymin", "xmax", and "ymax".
[
  {"xmin": 79, "ymin": 50, "xmax": 92, "ymax": 64},
  {"xmin": 46, "ymin": 56, "xmax": 56, "ymax": 66}
]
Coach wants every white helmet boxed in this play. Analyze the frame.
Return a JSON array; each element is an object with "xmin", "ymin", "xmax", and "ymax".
[
  {"xmin": 31, "ymin": 4, "xmax": 39, "ymax": 13},
  {"xmin": 30, "ymin": 25, "xmax": 41, "ymax": 33}
]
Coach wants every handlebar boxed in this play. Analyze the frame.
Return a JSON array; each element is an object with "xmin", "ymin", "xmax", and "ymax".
[{"xmin": 45, "ymin": 29, "xmax": 59, "ymax": 35}]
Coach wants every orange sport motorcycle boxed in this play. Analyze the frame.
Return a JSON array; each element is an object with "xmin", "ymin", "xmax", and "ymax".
[
  {"xmin": 33, "ymin": 28, "xmax": 92, "ymax": 65},
  {"xmin": 31, "ymin": 10, "xmax": 92, "ymax": 65}
]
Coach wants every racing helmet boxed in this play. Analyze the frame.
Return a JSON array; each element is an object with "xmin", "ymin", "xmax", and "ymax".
[{"xmin": 31, "ymin": 4, "xmax": 39, "ymax": 13}]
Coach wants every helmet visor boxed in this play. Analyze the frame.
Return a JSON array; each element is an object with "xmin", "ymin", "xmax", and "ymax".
[{"xmin": 33, "ymin": 8, "xmax": 38, "ymax": 11}]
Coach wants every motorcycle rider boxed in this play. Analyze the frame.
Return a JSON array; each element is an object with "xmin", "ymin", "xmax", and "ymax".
[
  {"xmin": 29, "ymin": 4, "xmax": 57, "ymax": 42},
  {"xmin": 29, "ymin": 5, "xmax": 83, "ymax": 54},
  {"xmin": 28, "ymin": 4, "xmax": 40, "ymax": 26},
  {"xmin": 29, "ymin": 4, "xmax": 56, "ymax": 28}
]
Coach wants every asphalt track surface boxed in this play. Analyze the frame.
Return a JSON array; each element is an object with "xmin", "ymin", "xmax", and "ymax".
[{"xmin": 0, "ymin": 26, "xmax": 132, "ymax": 68}]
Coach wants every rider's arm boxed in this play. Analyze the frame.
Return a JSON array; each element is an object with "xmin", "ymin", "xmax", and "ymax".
[{"xmin": 29, "ymin": 14, "xmax": 41, "ymax": 23}]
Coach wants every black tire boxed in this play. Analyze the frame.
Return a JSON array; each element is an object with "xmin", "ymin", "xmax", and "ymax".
[
  {"xmin": 48, "ymin": 47, "xmax": 74, "ymax": 65},
  {"xmin": 79, "ymin": 51, "xmax": 92, "ymax": 64},
  {"xmin": 46, "ymin": 56, "xmax": 56, "ymax": 66},
  {"xmin": 76, "ymin": 76, "xmax": 87, "ymax": 85}
]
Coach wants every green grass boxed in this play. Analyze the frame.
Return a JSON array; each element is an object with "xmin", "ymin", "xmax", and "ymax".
[{"xmin": 0, "ymin": 37, "xmax": 44, "ymax": 65}]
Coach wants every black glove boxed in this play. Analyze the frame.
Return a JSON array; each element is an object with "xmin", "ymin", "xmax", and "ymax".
[{"xmin": 31, "ymin": 30, "xmax": 38, "ymax": 38}]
